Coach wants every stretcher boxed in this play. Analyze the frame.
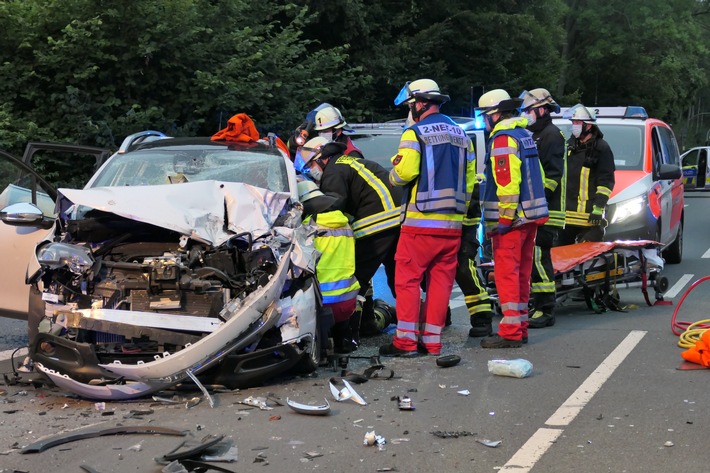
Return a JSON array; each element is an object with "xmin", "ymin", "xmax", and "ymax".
[
  {"xmin": 481, "ymin": 240, "xmax": 669, "ymax": 313},
  {"xmin": 551, "ymin": 240, "xmax": 669, "ymax": 312}
]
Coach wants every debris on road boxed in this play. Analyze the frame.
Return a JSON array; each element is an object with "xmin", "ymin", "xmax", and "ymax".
[{"xmin": 487, "ymin": 358, "xmax": 533, "ymax": 378}]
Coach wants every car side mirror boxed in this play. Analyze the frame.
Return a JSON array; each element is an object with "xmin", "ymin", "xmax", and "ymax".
[
  {"xmin": 656, "ymin": 163, "xmax": 681, "ymax": 180},
  {"xmin": 0, "ymin": 202, "xmax": 54, "ymax": 229}
]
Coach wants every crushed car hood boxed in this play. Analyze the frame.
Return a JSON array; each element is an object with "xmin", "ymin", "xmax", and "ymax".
[{"xmin": 59, "ymin": 181, "xmax": 291, "ymax": 246}]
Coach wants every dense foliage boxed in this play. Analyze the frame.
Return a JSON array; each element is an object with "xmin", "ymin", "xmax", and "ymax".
[{"xmin": 1, "ymin": 0, "xmax": 709, "ymax": 157}]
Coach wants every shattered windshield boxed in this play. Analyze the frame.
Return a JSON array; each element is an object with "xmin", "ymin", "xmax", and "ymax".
[{"xmin": 90, "ymin": 145, "xmax": 289, "ymax": 192}]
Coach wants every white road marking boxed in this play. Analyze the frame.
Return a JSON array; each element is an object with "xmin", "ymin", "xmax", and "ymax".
[
  {"xmin": 664, "ymin": 274, "xmax": 694, "ymax": 299},
  {"xmin": 499, "ymin": 330, "xmax": 647, "ymax": 472},
  {"xmin": 0, "ymin": 347, "xmax": 27, "ymax": 363},
  {"xmin": 703, "ymin": 248, "xmax": 710, "ymax": 258}
]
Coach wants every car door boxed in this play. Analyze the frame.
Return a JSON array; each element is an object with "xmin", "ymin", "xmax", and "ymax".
[
  {"xmin": 681, "ymin": 148, "xmax": 699, "ymax": 189},
  {"xmin": 0, "ymin": 143, "xmax": 110, "ymax": 320},
  {"xmin": 0, "ymin": 152, "xmax": 57, "ymax": 320}
]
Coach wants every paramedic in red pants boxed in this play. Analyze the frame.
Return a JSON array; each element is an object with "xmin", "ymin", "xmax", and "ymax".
[
  {"xmin": 379, "ymin": 78, "xmax": 476, "ymax": 357},
  {"xmin": 478, "ymin": 89, "xmax": 549, "ymax": 349}
]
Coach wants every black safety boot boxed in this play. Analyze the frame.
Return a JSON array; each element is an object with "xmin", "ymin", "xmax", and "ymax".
[
  {"xmin": 331, "ymin": 321, "xmax": 355, "ymax": 354},
  {"xmin": 468, "ymin": 312, "xmax": 493, "ymax": 338},
  {"xmin": 528, "ymin": 310, "xmax": 555, "ymax": 329},
  {"xmin": 379, "ymin": 343, "xmax": 419, "ymax": 357},
  {"xmin": 480, "ymin": 334, "xmax": 522, "ymax": 349}
]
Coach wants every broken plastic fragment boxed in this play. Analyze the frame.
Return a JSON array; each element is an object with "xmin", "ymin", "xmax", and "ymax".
[
  {"xmin": 476, "ymin": 439, "xmax": 502, "ymax": 448},
  {"xmin": 342, "ymin": 379, "xmax": 367, "ymax": 406},
  {"xmin": 329, "ymin": 381, "xmax": 352, "ymax": 402},
  {"xmin": 457, "ymin": 390, "xmax": 470, "ymax": 396},
  {"xmin": 286, "ymin": 398, "xmax": 331, "ymax": 416},
  {"xmin": 239, "ymin": 396, "xmax": 273, "ymax": 410}
]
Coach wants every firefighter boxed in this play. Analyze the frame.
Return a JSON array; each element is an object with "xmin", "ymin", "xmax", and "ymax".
[
  {"xmin": 558, "ymin": 104, "xmax": 615, "ymax": 245},
  {"xmin": 298, "ymin": 136, "xmax": 401, "ymax": 346},
  {"xmin": 297, "ymin": 179, "xmax": 360, "ymax": 354},
  {"xmin": 288, "ymin": 103, "xmax": 363, "ymax": 161},
  {"xmin": 478, "ymin": 89, "xmax": 549, "ymax": 349},
  {"xmin": 379, "ymin": 78, "xmax": 476, "ymax": 357},
  {"xmin": 460, "ymin": 172, "xmax": 496, "ymax": 338},
  {"xmin": 519, "ymin": 88, "xmax": 566, "ymax": 329}
]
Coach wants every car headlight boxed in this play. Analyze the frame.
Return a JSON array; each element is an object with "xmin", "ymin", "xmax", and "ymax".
[
  {"xmin": 37, "ymin": 242, "xmax": 95, "ymax": 273},
  {"xmin": 610, "ymin": 196, "xmax": 646, "ymax": 224}
]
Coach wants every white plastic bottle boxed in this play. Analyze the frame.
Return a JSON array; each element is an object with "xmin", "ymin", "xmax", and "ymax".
[{"xmin": 487, "ymin": 358, "xmax": 533, "ymax": 378}]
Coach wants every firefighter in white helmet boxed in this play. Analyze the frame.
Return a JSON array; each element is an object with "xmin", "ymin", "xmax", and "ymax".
[
  {"xmin": 559, "ymin": 104, "xmax": 615, "ymax": 245},
  {"xmin": 288, "ymin": 103, "xmax": 363, "ymax": 161},
  {"xmin": 379, "ymin": 78, "xmax": 476, "ymax": 357},
  {"xmin": 478, "ymin": 89, "xmax": 549, "ymax": 348},
  {"xmin": 519, "ymin": 88, "xmax": 566, "ymax": 329},
  {"xmin": 298, "ymin": 136, "xmax": 402, "ymax": 346}
]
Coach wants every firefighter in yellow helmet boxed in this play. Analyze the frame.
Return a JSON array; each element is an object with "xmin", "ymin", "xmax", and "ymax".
[
  {"xmin": 379, "ymin": 79, "xmax": 476, "ymax": 357},
  {"xmin": 478, "ymin": 89, "xmax": 549, "ymax": 348},
  {"xmin": 519, "ymin": 88, "xmax": 566, "ymax": 329},
  {"xmin": 298, "ymin": 178, "xmax": 360, "ymax": 354}
]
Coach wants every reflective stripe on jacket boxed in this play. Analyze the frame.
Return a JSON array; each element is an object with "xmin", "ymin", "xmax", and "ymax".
[
  {"xmin": 304, "ymin": 211, "xmax": 360, "ymax": 305},
  {"xmin": 482, "ymin": 117, "xmax": 549, "ymax": 231},
  {"xmin": 389, "ymin": 113, "xmax": 476, "ymax": 235},
  {"xmin": 319, "ymin": 156, "xmax": 402, "ymax": 239},
  {"xmin": 564, "ymin": 128, "xmax": 615, "ymax": 227}
]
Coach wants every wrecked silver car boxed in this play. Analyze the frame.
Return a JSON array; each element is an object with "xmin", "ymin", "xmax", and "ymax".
[{"xmin": 1, "ymin": 132, "xmax": 321, "ymax": 400}]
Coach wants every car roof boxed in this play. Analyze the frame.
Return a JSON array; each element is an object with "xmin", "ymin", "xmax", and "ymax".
[{"xmin": 128, "ymin": 136, "xmax": 281, "ymax": 155}]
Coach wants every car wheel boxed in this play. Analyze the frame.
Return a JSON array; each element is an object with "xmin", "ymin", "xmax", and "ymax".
[{"xmin": 663, "ymin": 221, "xmax": 683, "ymax": 264}]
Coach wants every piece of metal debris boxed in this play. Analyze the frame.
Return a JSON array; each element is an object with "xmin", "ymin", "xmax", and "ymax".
[
  {"xmin": 396, "ymin": 396, "xmax": 414, "ymax": 411},
  {"xmin": 185, "ymin": 397, "xmax": 202, "ymax": 409},
  {"xmin": 21, "ymin": 425, "xmax": 185, "ymax": 454},
  {"xmin": 238, "ymin": 396, "xmax": 273, "ymax": 410},
  {"xmin": 431, "ymin": 430, "xmax": 476, "ymax": 439},
  {"xmin": 186, "ymin": 369, "xmax": 215, "ymax": 408},
  {"xmin": 457, "ymin": 390, "xmax": 470, "ymax": 396},
  {"xmin": 286, "ymin": 398, "xmax": 331, "ymax": 416},
  {"xmin": 476, "ymin": 439, "xmax": 502, "ymax": 448}
]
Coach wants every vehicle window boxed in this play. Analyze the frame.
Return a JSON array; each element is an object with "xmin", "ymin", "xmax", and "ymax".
[
  {"xmin": 655, "ymin": 126, "xmax": 680, "ymax": 166},
  {"xmin": 557, "ymin": 123, "xmax": 644, "ymax": 170},
  {"xmin": 0, "ymin": 158, "xmax": 55, "ymax": 216},
  {"xmin": 90, "ymin": 147, "xmax": 289, "ymax": 192},
  {"xmin": 350, "ymin": 133, "xmax": 402, "ymax": 169},
  {"xmin": 28, "ymin": 149, "xmax": 100, "ymax": 190},
  {"xmin": 683, "ymin": 149, "xmax": 699, "ymax": 166}
]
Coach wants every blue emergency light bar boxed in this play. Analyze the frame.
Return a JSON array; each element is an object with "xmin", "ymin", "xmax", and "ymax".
[{"xmin": 553, "ymin": 106, "xmax": 649, "ymax": 120}]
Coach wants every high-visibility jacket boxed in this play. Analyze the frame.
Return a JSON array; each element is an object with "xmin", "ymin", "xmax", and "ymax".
[
  {"xmin": 304, "ymin": 211, "xmax": 360, "ymax": 305},
  {"xmin": 528, "ymin": 115, "xmax": 566, "ymax": 227},
  {"xmin": 482, "ymin": 117, "xmax": 549, "ymax": 232},
  {"xmin": 319, "ymin": 156, "xmax": 402, "ymax": 239},
  {"xmin": 389, "ymin": 113, "xmax": 476, "ymax": 236},
  {"xmin": 564, "ymin": 127, "xmax": 615, "ymax": 227}
]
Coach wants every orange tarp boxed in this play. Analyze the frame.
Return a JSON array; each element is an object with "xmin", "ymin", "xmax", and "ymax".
[{"xmin": 551, "ymin": 240, "xmax": 658, "ymax": 274}]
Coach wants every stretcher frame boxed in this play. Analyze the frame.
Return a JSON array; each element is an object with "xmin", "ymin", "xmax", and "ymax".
[{"xmin": 481, "ymin": 240, "xmax": 668, "ymax": 314}]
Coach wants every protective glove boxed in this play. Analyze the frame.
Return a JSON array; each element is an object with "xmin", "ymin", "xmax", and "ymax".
[
  {"xmin": 588, "ymin": 206, "xmax": 604, "ymax": 225},
  {"xmin": 497, "ymin": 222, "xmax": 512, "ymax": 235}
]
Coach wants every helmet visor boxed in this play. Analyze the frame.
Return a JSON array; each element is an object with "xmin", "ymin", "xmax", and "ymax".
[
  {"xmin": 563, "ymin": 104, "xmax": 595, "ymax": 122},
  {"xmin": 394, "ymin": 82, "xmax": 413, "ymax": 106}
]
